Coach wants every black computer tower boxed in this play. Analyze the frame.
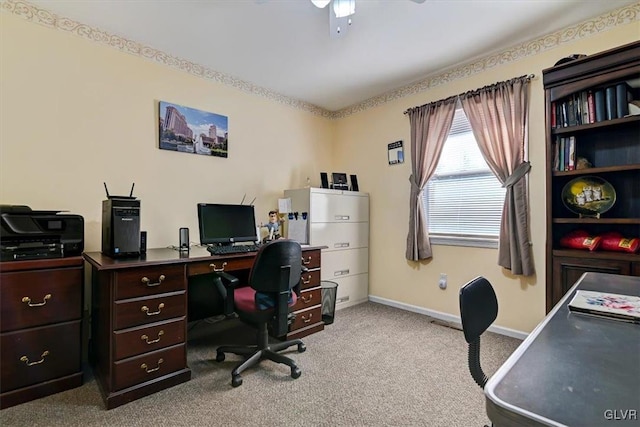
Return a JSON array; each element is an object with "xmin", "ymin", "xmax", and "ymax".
[{"xmin": 102, "ymin": 198, "xmax": 140, "ymax": 257}]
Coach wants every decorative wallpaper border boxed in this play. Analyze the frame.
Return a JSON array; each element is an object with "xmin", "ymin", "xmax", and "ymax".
[{"xmin": 2, "ymin": 0, "xmax": 638, "ymax": 119}]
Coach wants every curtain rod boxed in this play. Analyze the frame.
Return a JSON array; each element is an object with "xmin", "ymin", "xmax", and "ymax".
[{"xmin": 403, "ymin": 74, "xmax": 535, "ymax": 115}]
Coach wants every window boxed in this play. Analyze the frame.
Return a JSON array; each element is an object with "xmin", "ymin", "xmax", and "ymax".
[{"xmin": 423, "ymin": 107, "xmax": 506, "ymax": 248}]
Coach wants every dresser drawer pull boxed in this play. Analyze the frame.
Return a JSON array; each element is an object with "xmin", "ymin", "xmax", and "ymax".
[
  {"xmin": 20, "ymin": 350, "xmax": 50, "ymax": 366},
  {"xmin": 302, "ymin": 275, "xmax": 312, "ymax": 285},
  {"xmin": 301, "ymin": 313, "xmax": 313, "ymax": 323},
  {"xmin": 301, "ymin": 295, "xmax": 313, "ymax": 304},
  {"xmin": 21, "ymin": 294, "xmax": 52, "ymax": 307},
  {"xmin": 141, "ymin": 275, "xmax": 165, "ymax": 287},
  {"xmin": 209, "ymin": 262, "xmax": 227, "ymax": 272},
  {"xmin": 334, "ymin": 215, "xmax": 350, "ymax": 220},
  {"xmin": 141, "ymin": 330, "xmax": 164, "ymax": 344},
  {"xmin": 334, "ymin": 269, "xmax": 349, "ymax": 276},
  {"xmin": 141, "ymin": 358, "xmax": 163, "ymax": 374},
  {"xmin": 301, "ymin": 256, "xmax": 312, "ymax": 265},
  {"xmin": 334, "ymin": 242, "xmax": 350, "ymax": 248},
  {"xmin": 141, "ymin": 303, "xmax": 165, "ymax": 316}
]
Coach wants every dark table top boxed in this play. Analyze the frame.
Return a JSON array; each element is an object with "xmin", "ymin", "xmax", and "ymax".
[{"xmin": 485, "ymin": 272, "xmax": 640, "ymax": 427}]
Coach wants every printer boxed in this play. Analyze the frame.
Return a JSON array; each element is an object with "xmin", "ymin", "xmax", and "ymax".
[{"xmin": 0, "ymin": 205, "xmax": 84, "ymax": 261}]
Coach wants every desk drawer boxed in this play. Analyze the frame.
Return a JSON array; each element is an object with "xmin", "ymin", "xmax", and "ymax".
[
  {"xmin": 115, "ymin": 264, "xmax": 186, "ymax": 300},
  {"xmin": 1, "ymin": 320, "xmax": 81, "ymax": 392},
  {"xmin": 300, "ymin": 269, "xmax": 320, "ymax": 290},
  {"xmin": 114, "ymin": 292, "xmax": 186, "ymax": 330},
  {"xmin": 291, "ymin": 287, "xmax": 321, "ymax": 312},
  {"xmin": 301, "ymin": 250, "xmax": 321, "ymax": 270},
  {"xmin": 112, "ymin": 343, "xmax": 186, "ymax": 391},
  {"xmin": 290, "ymin": 306, "xmax": 321, "ymax": 332},
  {"xmin": 114, "ymin": 317, "xmax": 186, "ymax": 360},
  {"xmin": 1, "ymin": 267, "xmax": 82, "ymax": 332},
  {"xmin": 187, "ymin": 257, "xmax": 254, "ymax": 276}
]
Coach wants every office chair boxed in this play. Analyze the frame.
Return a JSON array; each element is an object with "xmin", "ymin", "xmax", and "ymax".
[
  {"xmin": 215, "ymin": 239, "xmax": 306, "ymax": 387},
  {"xmin": 459, "ymin": 276, "xmax": 498, "ymax": 389}
]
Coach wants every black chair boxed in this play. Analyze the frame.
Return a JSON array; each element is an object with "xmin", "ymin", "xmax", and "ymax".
[
  {"xmin": 215, "ymin": 240, "xmax": 306, "ymax": 387},
  {"xmin": 459, "ymin": 276, "xmax": 498, "ymax": 389}
]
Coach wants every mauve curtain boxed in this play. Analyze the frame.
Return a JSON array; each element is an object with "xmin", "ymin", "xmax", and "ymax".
[
  {"xmin": 459, "ymin": 75, "xmax": 535, "ymax": 276},
  {"xmin": 405, "ymin": 98, "xmax": 457, "ymax": 261}
]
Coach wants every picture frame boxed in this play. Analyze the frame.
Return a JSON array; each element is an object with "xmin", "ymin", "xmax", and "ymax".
[
  {"xmin": 159, "ymin": 101, "xmax": 229, "ymax": 158},
  {"xmin": 388, "ymin": 140, "xmax": 404, "ymax": 165}
]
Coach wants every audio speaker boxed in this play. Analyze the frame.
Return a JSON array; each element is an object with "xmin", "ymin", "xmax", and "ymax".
[
  {"xmin": 179, "ymin": 227, "xmax": 189, "ymax": 251},
  {"xmin": 140, "ymin": 231, "xmax": 147, "ymax": 254},
  {"xmin": 320, "ymin": 172, "xmax": 329, "ymax": 189},
  {"xmin": 350, "ymin": 174, "xmax": 359, "ymax": 192}
]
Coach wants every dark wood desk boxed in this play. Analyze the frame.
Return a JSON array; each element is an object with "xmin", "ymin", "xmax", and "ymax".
[
  {"xmin": 485, "ymin": 272, "xmax": 640, "ymax": 426},
  {"xmin": 83, "ymin": 245, "xmax": 324, "ymax": 409}
]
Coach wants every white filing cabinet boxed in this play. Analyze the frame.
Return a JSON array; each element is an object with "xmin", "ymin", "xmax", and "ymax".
[{"xmin": 284, "ymin": 188, "xmax": 369, "ymax": 310}]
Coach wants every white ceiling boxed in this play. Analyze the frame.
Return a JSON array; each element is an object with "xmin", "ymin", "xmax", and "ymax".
[{"xmin": 26, "ymin": 0, "xmax": 638, "ymax": 112}]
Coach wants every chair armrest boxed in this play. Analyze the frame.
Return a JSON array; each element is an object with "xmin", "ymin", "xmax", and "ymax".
[{"xmin": 212, "ymin": 271, "xmax": 239, "ymax": 316}]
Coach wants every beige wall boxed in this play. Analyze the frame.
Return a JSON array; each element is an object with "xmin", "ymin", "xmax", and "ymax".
[
  {"xmin": 0, "ymin": 14, "xmax": 334, "ymax": 252},
  {"xmin": 1, "ymin": 10, "xmax": 637, "ymax": 333},
  {"xmin": 334, "ymin": 23, "xmax": 639, "ymax": 333}
]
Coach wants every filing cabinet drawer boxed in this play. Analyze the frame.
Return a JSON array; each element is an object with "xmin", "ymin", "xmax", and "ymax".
[
  {"xmin": 291, "ymin": 287, "xmax": 321, "ymax": 312},
  {"xmin": 322, "ymin": 248, "xmax": 368, "ymax": 279},
  {"xmin": 290, "ymin": 306, "xmax": 321, "ymax": 331},
  {"xmin": 310, "ymin": 222, "xmax": 369, "ymax": 251},
  {"xmin": 301, "ymin": 250, "xmax": 321, "ymax": 270},
  {"xmin": 116, "ymin": 264, "xmax": 186, "ymax": 300},
  {"xmin": 300, "ymin": 269, "xmax": 320, "ymax": 290},
  {"xmin": 112, "ymin": 343, "xmax": 186, "ymax": 391},
  {"xmin": 114, "ymin": 292, "xmax": 186, "ymax": 330},
  {"xmin": 1, "ymin": 320, "xmax": 81, "ymax": 392},
  {"xmin": 114, "ymin": 317, "xmax": 186, "ymax": 360},
  {"xmin": 1, "ymin": 267, "xmax": 82, "ymax": 332},
  {"xmin": 310, "ymin": 192, "xmax": 369, "ymax": 223}
]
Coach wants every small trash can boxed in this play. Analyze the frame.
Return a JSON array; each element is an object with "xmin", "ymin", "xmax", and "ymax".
[{"xmin": 321, "ymin": 281, "xmax": 338, "ymax": 325}]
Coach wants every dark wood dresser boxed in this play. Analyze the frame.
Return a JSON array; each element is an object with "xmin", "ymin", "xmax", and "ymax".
[
  {"xmin": 83, "ymin": 245, "xmax": 324, "ymax": 409},
  {"xmin": 0, "ymin": 257, "xmax": 84, "ymax": 409}
]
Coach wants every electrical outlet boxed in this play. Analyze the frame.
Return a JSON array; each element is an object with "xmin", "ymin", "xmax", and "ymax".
[{"xmin": 438, "ymin": 273, "xmax": 447, "ymax": 289}]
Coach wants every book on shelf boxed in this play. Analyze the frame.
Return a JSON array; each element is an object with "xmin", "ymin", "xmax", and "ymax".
[
  {"xmin": 567, "ymin": 136, "xmax": 575, "ymax": 171},
  {"xmin": 587, "ymin": 91, "xmax": 595, "ymax": 123},
  {"xmin": 569, "ymin": 290, "xmax": 640, "ymax": 323},
  {"xmin": 615, "ymin": 82, "xmax": 632, "ymax": 118},
  {"xmin": 594, "ymin": 89, "xmax": 606, "ymax": 122},
  {"xmin": 605, "ymin": 86, "xmax": 617, "ymax": 121}
]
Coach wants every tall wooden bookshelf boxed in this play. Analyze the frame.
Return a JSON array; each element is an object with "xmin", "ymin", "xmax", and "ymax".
[{"xmin": 543, "ymin": 41, "xmax": 640, "ymax": 312}]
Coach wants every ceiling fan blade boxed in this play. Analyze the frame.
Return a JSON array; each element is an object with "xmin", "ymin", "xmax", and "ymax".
[{"xmin": 409, "ymin": 0, "xmax": 427, "ymax": 3}]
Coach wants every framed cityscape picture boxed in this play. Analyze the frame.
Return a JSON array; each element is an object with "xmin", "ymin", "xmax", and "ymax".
[{"xmin": 158, "ymin": 101, "xmax": 229, "ymax": 158}]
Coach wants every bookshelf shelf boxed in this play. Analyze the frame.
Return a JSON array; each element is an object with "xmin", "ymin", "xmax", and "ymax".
[{"xmin": 543, "ymin": 41, "xmax": 640, "ymax": 312}]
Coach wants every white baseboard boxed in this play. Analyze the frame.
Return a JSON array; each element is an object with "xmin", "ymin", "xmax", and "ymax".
[{"xmin": 368, "ymin": 295, "xmax": 528, "ymax": 341}]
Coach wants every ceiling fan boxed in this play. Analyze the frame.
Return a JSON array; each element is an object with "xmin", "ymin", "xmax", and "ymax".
[{"xmin": 311, "ymin": 0, "xmax": 427, "ymax": 37}]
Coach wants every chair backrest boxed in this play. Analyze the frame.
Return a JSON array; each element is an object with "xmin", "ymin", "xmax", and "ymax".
[
  {"xmin": 249, "ymin": 239, "xmax": 302, "ymax": 293},
  {"xmin": 459, "ymin": 276, "xmax": 498, "ymax": 389}
]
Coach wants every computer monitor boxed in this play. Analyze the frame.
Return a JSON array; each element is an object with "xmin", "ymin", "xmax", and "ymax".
[{"xmin": 197, "ymin": 203, "xmax": 257, "ymax": 245}]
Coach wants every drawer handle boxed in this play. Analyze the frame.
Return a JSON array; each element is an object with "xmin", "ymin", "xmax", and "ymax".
[
  {"xmin": 141, "ymin": 358, "xmax": 164, "ymax": 374},
  {"xmin": 334, "ymin": 215, "xmax": 350, "ymax": 220},
  {"xmin": 141, "ymin": 275, "xmax": 165, "ymax": 287},
  {"xmin": 301, "ymin": 313, "xmax": 313, "ymax": 323},
  {"xmin": 209, "ymin": 262, "xmax": 227, "ymax": 272},
  {"xmin": 141, "ymin": 303, "xmax": 165, "ymax": 316},
  {"xmin": 301, "ymin": 256, "xmax": 311, "ymax": 266},
  {"xmin": 20, "ymin": 350, "xmax": 50, "ymax": 366},
  {"xmin": 21, "ymin": 294, "xmax": 52, "ymax": 307},
  {"xmin": 334, "ymin": 269, "xmax": 349, "ymax": 276},
  {"xmin": 334, "ymin": 242, "xmax": 350, "ymax": 248},
  {"xmin": 302, "ymin": 275, "xmax": 312, "ymax": 285},
  {"xmin": 301, "ymin": 295, "xmax": 313, "ymax": 304},
  {"xmin": 141, "ymin": 330, "xmax": 164, "ymax": 344}
]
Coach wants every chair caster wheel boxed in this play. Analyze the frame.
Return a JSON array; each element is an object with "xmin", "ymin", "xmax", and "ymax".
[
  {"xmin": 216, "ymin": 352, "xmax": 225, "ymax": 362},
  {"xmin": 231, "ymin": 375, "xmax": 243, "ymax": 387},
  {"xmin": 291, "ymin": 367, "xmax": 301, "ymax": 379},
  {"xmin": 297, "ymin": 343, "xmax": 306, "ymax": 353}
]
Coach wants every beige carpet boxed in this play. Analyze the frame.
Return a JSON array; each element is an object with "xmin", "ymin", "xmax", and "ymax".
[{"xmin": 0, "ymin": 302, "xmax": 521, "ymax": 426}]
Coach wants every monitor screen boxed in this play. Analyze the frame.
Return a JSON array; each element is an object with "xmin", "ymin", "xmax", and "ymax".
[{"xmin": 197, "ymin": 203, "xmax": 257, "ymax": 245}]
